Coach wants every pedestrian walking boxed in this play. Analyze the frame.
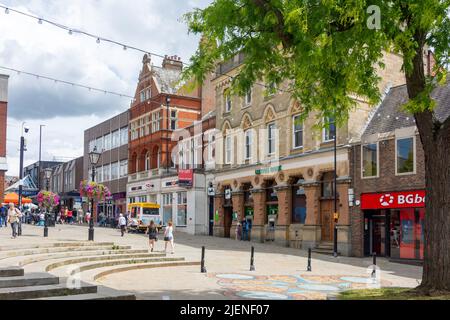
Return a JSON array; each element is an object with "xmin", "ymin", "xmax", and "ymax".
[
  {"xmin": 85, "ymin": 211, "xmax": 91, "ymax": 224},
  {"xmin": 67, "ymin": 209, "xmax": 73, "ymax": 224},
  {"xmin": 118, "ymin": 214, "xmax": 127, "ymax": 237},
  {"xmin": 77, "ymin": 208, "xmax": 84, "ymax": 224},
  {"xmin": 235, "ymin": 222, "xmax": 242, "ymax": 241},
  {"xmin": 146, "ymin": 221, "xmax": 158, "ymax": 252},
  {"xmin": 7, "ymin": 203, "xmax": 20, "ymax": 239},
  {"xmin": 39, "ymin": 212, "xmax": 45, "ymax": 227},
  {"xmin": 0, "ymin": 204, "xmax": 6, "ymax": 228},
  {"xmin": 164, "ymin": 221, "xmax": 175, "ymax": 254}
]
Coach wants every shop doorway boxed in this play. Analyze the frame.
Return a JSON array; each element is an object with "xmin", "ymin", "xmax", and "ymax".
[
  {"xmin": 320, "ymin": 200, "xmax": 334, "ymax": 242},
  {"xmin": 364, "ymin": 210, "xmax": 390, "ymax": 257},
  {"xmin": 224, "ymin": 206, "xmax": 233, "ymax": 238}
]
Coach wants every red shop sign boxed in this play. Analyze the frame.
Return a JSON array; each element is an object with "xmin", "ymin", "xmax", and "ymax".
[
  {"xmin": 361, "ymin": 190, "xmax": 426, "ymax": 210},
  {"xmin": 178, "ymin": 169, "xmax": 193, "ymax": 187}
]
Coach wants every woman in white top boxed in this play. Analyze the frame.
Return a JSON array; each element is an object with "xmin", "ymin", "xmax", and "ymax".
[
  {"xmin": 7, "ymin": 203, "xmax": 20, "ymax": 239},
  {"xmin": 164, "ymin": 221, "xmax": 175, "ymax": 254}
]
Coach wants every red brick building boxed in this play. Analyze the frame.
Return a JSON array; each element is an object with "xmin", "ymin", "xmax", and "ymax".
[
  {"xmin": 128, "ymin": 54, "xmax": 202, "ymax": 177},
  {"xmin": 0, "ymin": 74, "xmax": 9, "ymax": 204},
  {"xmin": 351, "ymin": 82, "xmax": 450, "ymax": 262}
]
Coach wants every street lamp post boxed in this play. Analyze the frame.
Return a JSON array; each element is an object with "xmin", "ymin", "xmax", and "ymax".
[
  {"xmin": 166, "ymin": 96, "xmax": 171, "ymax": 174},
  {"xmin": 333, "ymin": 113, "xmax": 338, "ymax": 258},
  {"xmin": 18, "ymin": 122, "xmax": 29, "ymax": 237},
  {"xmin": 88, "ymin": 147, "xmax": 101, "ymax": 241},
  {"xmin": 43, "ymin": 167, "xmax": 52, "ymax": 238}
]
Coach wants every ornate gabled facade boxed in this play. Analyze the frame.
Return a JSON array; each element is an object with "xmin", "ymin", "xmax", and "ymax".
[{"xmin": 127, "ymin": 54, "xmax": 206, "ymax": 234}]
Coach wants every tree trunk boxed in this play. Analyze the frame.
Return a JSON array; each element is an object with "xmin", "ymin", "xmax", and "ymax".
[
  {"xmin": 406, "ymin": 34, "xmax": 450, "ymax": 293},
  {"xmin": 415, "ymin": 119, "xmax": 450, "ymax": 294}
]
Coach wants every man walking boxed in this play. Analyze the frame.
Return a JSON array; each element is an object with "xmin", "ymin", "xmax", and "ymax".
[
  {"xmin": 118, "ymin": 214, "xmax": 127, "ymax": 237},
  {"xmin": 0, "ymin": 204, "xmax": 6, "ymax": 228}
]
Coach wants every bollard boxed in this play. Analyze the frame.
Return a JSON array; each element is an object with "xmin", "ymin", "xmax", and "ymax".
[
  {"xmin": 201, "ymin": 246, "xmax": 207, "ymax": 273},
  {"xmin": 371, "ymin": 252, "xmax": 377, "ymax": 278},
  {"xmin": 250, "ymin": 246, "xmax": 255, "ymax": 271},
  {"xmin": 307, "ymin": 248, "xmax": 312, "ymax": 272}
]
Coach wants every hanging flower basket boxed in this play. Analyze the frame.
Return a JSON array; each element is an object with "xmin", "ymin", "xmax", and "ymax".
[
  {"xmin": 80, "ymin": 180, "xmax": 111, "ymax": 201},
  {"xmin": 37, "ymin": 191, "xmax": 60, "ymax": 211}
]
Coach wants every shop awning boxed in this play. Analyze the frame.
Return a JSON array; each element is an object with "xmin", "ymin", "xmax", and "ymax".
[{"xmin": 3, "ymin": 193, "xmax": 33, "ymax": 205}]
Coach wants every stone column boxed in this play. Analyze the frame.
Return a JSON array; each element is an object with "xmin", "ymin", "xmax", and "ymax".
[
  {"xmin": 274, "ymin": 186, "xmax": 292, "ymax": 247},
  {"xmin": 213, "ymin": 194, "xmax": 225, "ymax": 237},
  {"xmin": 250, "ymin": 189, "xmax": 265, "ymax": 243},
  {"xmin": 300, "ymin": 183, "xmax": 321, "ymax": 250},
  {"xmin": 230, "ymin": 191, "xmax": 244, "ymax": 240}
]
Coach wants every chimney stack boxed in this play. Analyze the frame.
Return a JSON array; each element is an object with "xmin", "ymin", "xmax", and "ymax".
[{"xmin": 162, "ymin": 55, "xmax": 183, "ymax": 71}]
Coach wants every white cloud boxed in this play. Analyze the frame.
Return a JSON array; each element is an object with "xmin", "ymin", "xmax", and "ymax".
[{"xmin": 1, "ymin": 0, "xmax": 212, "ymax": 176}]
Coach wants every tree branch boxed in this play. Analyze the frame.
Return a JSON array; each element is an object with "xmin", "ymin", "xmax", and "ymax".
[{"xmin": 252, "ymin": 0, "xmax": 294, "ymax": 48}]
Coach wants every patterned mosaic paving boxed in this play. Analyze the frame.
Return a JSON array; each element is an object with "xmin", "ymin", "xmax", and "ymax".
[{"xmin": 209, "ymin": 273, "xmax": 391, "ymax": 300}]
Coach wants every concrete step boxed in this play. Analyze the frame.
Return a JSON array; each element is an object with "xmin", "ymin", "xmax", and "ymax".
[
  {"xmin": 18, "ymin": 249, "xmax": 150, "ymax": 266},
  {"xmin": 0, "ymin": 245, "xmax": 132, "ymax": 260},
  {"xmin": 30, "ymin": 286, "xmax": 136, "ymax": 300},
  {"xmin": 45, "ymin": 253, "xmax": 167, "ymax": 271},
  {"xmin": 0, "ymin": 267, "xmax": 24, "ymax": 277},
  {"xmin": 0, "ymin": 242, "xmax": 115, "ymax": 252},
  {"xmin": 0, "ymin": 273, "xmax": 59, "ymax": 288},
  {"xmin": 312, "ymin": 248, "xmax": 341, "ymax": 255},
  {"xmin": 70, "ymin": 257, "xmax": 187, "ymax": 275},
  {"xmin": 0, "ymin": 282, "xmax": 97, "ymax": 300},
  {"xmin": 93, "ymin": 261, "xmax": 201, "ymax": 281}
]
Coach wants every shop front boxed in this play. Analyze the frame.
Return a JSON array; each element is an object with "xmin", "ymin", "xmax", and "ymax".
[{"xmin": 361, "ymin": 190, "xmax": 425, "ymax": 261}]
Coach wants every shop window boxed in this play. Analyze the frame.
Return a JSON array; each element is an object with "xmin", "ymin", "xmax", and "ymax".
[
  {"xmin": 265, "ymin": 180, "xmax": 278, "ymax": 202},
  {"xmin": 292, "ymin": 184, "xmax": 307, "ymax": 224},
  {"xmin": 162, "ymin": 193, "xmax": 173, "ymax": 225},
  {"xmin": 362, "ymin": 143, "xmax": 378, "ymax": 178},
  {"xmin": 177, "ymin": 192, "xmax": 187, "ymax": 226},
  {"xmin": 396, "ymin": 137, "xmax": 415, "ymax": 174}
]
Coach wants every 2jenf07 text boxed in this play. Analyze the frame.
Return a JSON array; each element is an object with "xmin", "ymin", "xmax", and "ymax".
[{"xmin": 180, "ymin": 304, "xmax": 270, "ymax": 318}]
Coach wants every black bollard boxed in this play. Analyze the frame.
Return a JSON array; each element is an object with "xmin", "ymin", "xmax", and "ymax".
[
  {"xmin": 371, "ymin": 252, "xmax": 377, "ymax": 278},
  {"xmin": 201, "ymin": 246, "xmax": 207, "ymax": 273},
  {"xmin": 250, "ymin": 246, "xmax": 255, "ymax": 271},
  {"xmin": 307, "ymin": 248, "xmax": 312, "ymax": 272}
]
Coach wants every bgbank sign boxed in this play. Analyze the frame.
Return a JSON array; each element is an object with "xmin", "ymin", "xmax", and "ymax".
[{"xmin": 361, "ymin": 190, "xmax": 426, "ymax": 210}]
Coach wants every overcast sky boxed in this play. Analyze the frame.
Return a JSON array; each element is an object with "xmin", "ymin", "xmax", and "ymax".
[{"xmin": 1, "ymin": 0, "xmax": 211, "ymax": 176}]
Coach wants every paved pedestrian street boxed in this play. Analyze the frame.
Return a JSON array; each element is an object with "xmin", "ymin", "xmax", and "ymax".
[{"xmin": 0, "ymin": 224, "xmax": 422, "ymax": 300}]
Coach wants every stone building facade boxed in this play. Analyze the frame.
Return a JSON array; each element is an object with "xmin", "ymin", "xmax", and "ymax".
[
  {"xmin": 0, "ymin": 74, "xmax": 8, "ymax": 204},
  {"xmin": 211, "ymin": 52, "xmax": 406, "ymax": 255}
]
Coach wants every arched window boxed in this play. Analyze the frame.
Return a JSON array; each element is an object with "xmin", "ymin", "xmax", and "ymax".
[{"xmin": 145, "ymin": 151, "xmax": 150, "ymax": 171}]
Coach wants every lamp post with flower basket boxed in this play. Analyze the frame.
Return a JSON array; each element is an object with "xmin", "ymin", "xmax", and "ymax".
[
  {"xmin": 36, "ymin": 190, "xmax": 60, "ymax": 237},
  {"xmin": 80, "ymin": 181, "xmax": 111, "ymax": 241}
]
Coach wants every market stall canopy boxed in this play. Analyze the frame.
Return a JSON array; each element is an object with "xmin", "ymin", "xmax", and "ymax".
[
  {"xmin": 3, "ymin": 193, "xmax": 32, "ymax": 205},
  {"xmin": 4, "ymin": 175, "xmax": 39, "ymax": 198}
]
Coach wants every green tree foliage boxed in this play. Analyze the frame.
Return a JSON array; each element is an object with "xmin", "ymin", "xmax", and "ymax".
[{"xmin": 183, "ymin": 0, "xmax": 449, "ymax": 121}]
